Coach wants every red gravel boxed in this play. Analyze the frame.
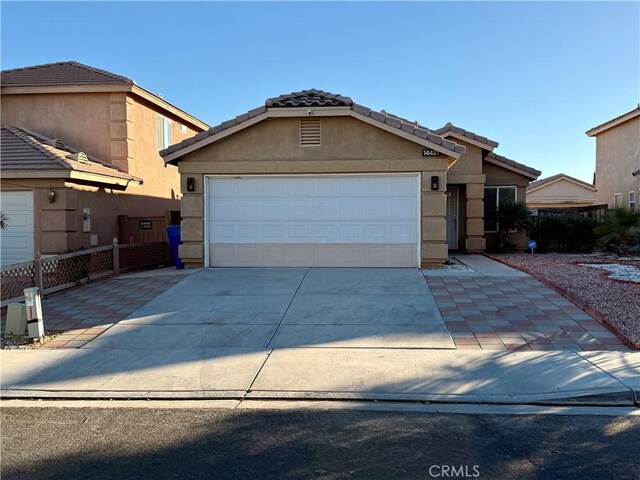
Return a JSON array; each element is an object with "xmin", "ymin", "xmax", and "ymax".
[{"xmin": 490, "ymin": 253, "xmax": 640, "ymax": 348}]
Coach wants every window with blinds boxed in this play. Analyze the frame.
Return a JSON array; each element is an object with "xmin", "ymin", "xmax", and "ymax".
[{"xmin": 300, "ymin": 118, "xmax": 321, "ymax": 146}]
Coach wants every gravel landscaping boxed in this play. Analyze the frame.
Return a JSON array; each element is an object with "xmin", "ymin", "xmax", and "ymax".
[{"xmin": 491, "ymin": 253, "xmax": 640, "ymax": 348}]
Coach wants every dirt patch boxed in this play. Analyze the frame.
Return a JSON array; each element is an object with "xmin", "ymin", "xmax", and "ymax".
[
  {"xmin": 2, "ymin": 331, "xmax": 64, "ymax": 350},
  {"xmin": 490, "ymin": 253, "xmax": 640, "ymax": 348}
]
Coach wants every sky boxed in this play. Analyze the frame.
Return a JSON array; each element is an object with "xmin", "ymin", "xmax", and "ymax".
[{"xmin": 1, "ymin": 1, "xmax": 638, "ymax": 183}]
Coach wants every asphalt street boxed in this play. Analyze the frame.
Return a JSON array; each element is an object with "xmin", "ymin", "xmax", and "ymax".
[{"xmin": 2, "ymin": 405, "xmax": 639, "ymax": 480}]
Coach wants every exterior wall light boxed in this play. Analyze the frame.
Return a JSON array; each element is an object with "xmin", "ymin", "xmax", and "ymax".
[{"xmin": 48, "ymin": 187, "xmax": 56, "ymax": 203}]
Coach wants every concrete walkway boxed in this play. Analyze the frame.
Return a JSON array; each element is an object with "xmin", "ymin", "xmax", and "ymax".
[{"xmin": 1, "ymin": 347, "xmax": 638, "ymax": 405}]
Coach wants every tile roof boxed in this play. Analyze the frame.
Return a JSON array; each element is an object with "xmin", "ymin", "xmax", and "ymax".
[
  {"xmin": 432, "ymin": 122, "xmax": 499, "ymax": 149},
  {"xmin": 586, "ymin": 106, "xmax": 640, "ymax": 136},
  {"xmin": 161, "ymin": 89, "xmax": 466, "ymax": 159},
  {"xmin": 1, "ymin": 61, "xmax": 134, "ymax": 87},
  {"xmin": 527, "ymin": 173, "xmax": 595, "ymax": 192},
  {"xmin": 265, "ymin": 89, "xmax": 353, "ymax": 107},
  {"xmin": 484, "ymin": 151, "xmax": 541, "ymax": 179},
  {"xmin": 0, "ymin": 127, "xmax": 141, "ymax": 183}
]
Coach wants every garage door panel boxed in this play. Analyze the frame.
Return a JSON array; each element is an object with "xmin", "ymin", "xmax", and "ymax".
[
  {"xmin": 1, "ymin": 191, "xmax": 35, "ymax": 266},
  {"xmin": 207, "ymin": 176, "xmax": 419, "ymax": 267}
]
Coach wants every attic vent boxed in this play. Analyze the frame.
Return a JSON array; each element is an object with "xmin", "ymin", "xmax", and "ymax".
[
  {"xmin": 46, "ymin": 138, "xmax": 66, "ymax": 150},
  {"xmin": 300, "ymin": 118, "xmax": 321, "ymax": 146},
  {"xmin": 67, "ymin": 152, "xmax": 90, "ymax": 164}
]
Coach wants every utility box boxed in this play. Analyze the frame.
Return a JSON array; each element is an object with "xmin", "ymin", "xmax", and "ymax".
[
  {"xmin": 4, "ymin": 303, "xmax": 27, "ymax": 337},
  {"xmin": 24, "ymin": 287, "xmax": 45, "ymax": 339}
]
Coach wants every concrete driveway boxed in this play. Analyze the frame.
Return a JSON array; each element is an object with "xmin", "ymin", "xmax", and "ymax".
[{"xmin": 86, "ymin": 268, "xmax": 454, "ymax": 350}]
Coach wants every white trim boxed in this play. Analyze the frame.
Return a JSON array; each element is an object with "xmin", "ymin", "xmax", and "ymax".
[
  {"xmin": 417, "ymin": 173, "xmax": 422, "ymax": 266},
  {"xmin": 204, "ymin": 173, "xmax": 421, "ymax": 268},
  {"xmin": 204, "ymin": 177, "xmax": 210, "ymax": 267},
  {"xmin": 613, "ymin": 193, "xmax": 623, "ymax": 208}
]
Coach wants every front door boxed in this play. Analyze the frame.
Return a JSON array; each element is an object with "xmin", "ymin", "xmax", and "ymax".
[{"xmin": 446, "ymin": 187, "xmax": 459, "ymax": 250}]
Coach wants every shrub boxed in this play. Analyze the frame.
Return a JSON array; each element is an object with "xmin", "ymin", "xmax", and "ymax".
[{"xmin": 595, "ymin": 207, "xmax": 640, "ymax": 255}]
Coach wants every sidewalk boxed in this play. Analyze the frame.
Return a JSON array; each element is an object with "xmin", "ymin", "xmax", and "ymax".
[{"xmin": 2, "ymin": 347, "xmax": 638, "ymax": 406}]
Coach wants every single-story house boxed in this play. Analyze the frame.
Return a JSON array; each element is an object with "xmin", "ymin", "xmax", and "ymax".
[
  {"xmin": 161, "ymin": 89, "xmax": 541, "ymax": 268},
  {"xmin": 526, "ymin": 173, "xmax": 597, "ymax": 209}
]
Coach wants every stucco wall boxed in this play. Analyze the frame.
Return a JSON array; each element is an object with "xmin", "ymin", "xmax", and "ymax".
[
  {"xmin": 1, "ymin": 93, "xmax": 113, "ymax": 162},
  {"xmin": 178, "ymin": 116, "xmax": 451, "ymax": 267},
  {"xmin": 594, "ymin": 116, "xmax": 640, "ymax": 207},
  {"xmin": 527, "ymin": 179, "xmax": 595, "ymax": 208}
]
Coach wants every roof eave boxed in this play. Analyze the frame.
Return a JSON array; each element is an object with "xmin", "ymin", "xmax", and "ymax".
[
  {"xmin": 586, "ymin": 108, "xmax": 640, "ymax": 136},
  {"xmin": 484, "ymin": 156, "xmax": 540, "ymax": 181},
  {"xmin": 162, "ymin": 108, "xmax": 463, "ymax": 165},
  {"xmin": 527, "ymin": 176, "xmax": 596, "ymax": 194},
  {"xmin": 438, "ymin": 131, "xmax": 499, "ymax": 151}
]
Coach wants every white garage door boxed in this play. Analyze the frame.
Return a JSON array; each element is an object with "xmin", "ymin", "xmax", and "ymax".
[
  {"xmin": 1, "ymin": 191, "xmax": 35, "ymax": 267},
  {"xmin": 207, "ymin": 175, "xmax": 420, "ymax": 267}
]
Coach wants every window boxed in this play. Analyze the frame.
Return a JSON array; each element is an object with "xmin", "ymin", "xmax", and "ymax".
[
  {"xmin": 630, "ymin": 192, "xmax": 636, "ymax": 210},
  {"xmin": 178, "ymin": 123, "xmax": 188, "ymax": 134},
  {"xmin": 156, "ymin": 115, "xmax": 173, "ymax": 150},
  {"xmin": 613, "ymin": 193, "xmax": 622, "ymax": 208},
  {"xmin": 484, "ymin": 186, "xmax": 517, "ymax": 232}
]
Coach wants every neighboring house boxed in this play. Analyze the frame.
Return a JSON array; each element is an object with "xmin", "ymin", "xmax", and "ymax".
[
  {"xmin": 160, "ymin": 89, "xmax": 540, "ymax": 268},
  {"xmin": 587, "ymin": 106, "xmax": 640, "ymax": 209},
  {"xmin": 0, "ymin": 61, "xmax": 208, "ymax": 265},
  {"xmin": 526, "ymin": 173, "xmax": 596, "ymax": 209}
]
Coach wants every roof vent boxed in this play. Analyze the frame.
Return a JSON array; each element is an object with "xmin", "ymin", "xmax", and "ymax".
[
  {"xmin": 300, "ymin": 118, "xmax": 321, "ymax": 146},
  {"xmin": 46, "ymin": 138, "xmax": 66, "ymax": 150},
  {"xmin": 67, "ymin": 152, "xmax": 90, "ymax": 164}
]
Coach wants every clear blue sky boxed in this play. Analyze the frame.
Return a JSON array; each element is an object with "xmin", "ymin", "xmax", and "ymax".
[{"xmin": 2, "ymin": 2, "xmax": 639, "ymax": 183}]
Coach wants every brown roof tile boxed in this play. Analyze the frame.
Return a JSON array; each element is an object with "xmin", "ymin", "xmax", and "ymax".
[
  {"xmin": 1, "ymin": 61, "xmax": 134, "ymax": 87},
  {"xmin": 265, "ymin": 89, "xmax": 353, "ymax": 107},
  {"xmin": 527, "ymin": 173, "xmax": 595, "ymax": 192},
  {"xmin": 433, "ymin": 122, "xmax": 499, "ymax": 149},
  {"xmin": 162, "ymin": 90, "xmax": 466, "ymax": 158},
  {"xmin": 484, "ymin": 151, "xmax": 541, "ymax": 179},
  {"xmin": 1, "ymin": 127, "xmax": 141, "ymax": 183}
]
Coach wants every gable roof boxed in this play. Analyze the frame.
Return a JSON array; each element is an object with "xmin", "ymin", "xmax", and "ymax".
[
  {"xmin": 527, "ymin": 173, "xmax": 595, "ymax": 193},
  {"xmin": 432, "ymin": 122, "xmax": 499, "ymax": 150},
  {"xmin": 161, "ymin": 89, "xmax": 466, "ymax": 163},
  {"xmin": 586, "ymin": 106, "xmax": 640, "ymax": 137},
  {"xmin": 1, "ymin": 126, "xmax": 142, "ymax": 187},
  {"xmin": 484, "ymin": 151, "xmax": 541, "ymax": 180},
  {"xmin": 1, "ymin": 61, "xmax": 134, "ymax": 87},
  {"xmin": 1, "ymin": 61, "xmax": 209, "ymax": 131}
]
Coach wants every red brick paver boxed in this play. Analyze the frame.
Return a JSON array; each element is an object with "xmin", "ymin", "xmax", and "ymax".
[
  {"xmin": 1, "ymin": 274, "xmax": 185, "ymax": 349},
  {"xmin": 426, "ymin": 276, "xmax": 630, "ymax": 352}
]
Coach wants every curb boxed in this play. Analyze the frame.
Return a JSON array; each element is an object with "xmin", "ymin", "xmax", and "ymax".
[{"xmin": 485, "ymin": 254, "xmax": 640, "ymax": 350}]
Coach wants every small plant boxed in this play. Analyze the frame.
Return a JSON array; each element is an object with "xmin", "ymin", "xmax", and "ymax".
[
  {"xmin": 595, "ymin": 207, "xmax": 640, "ymax": 255},
  {"xmin": 497, "ymin": 200, "xmax": 532, "ymax": 252},
  {"xmin": 0, "ymin": 212, "xmax": 8, "ymax": 230}
]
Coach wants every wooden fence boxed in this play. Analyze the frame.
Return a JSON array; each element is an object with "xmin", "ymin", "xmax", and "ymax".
[{"xmin": 1, "ymin": 240, "xmax": 169, "ymax": 306}]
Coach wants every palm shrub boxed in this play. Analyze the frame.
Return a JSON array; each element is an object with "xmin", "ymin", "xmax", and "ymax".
[
  {"xmin": 497, "ymin": 200, "xmax": 532, "ymax": 252},
  {"xmin": 567, "ymin": 216, "xmax": 600, "ymax": 253},
  {"xmin": 595, "ymin": 207, "xmax": 640, "ymax": 255},
  {"xmin": 539, "ymin": 216, "xmax": 570, "ymax": 252},
  {"xmin": 0, "ymin": 212, "xmax": 8, "ymax": 230}
]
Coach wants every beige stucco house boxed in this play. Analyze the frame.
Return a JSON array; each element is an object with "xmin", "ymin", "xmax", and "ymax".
[
  {"xmin": 0, "ymin": 61, "xmax": 208, "ymax": 265},
  {"xmin": 161, "ymin": 89, "xmax": 540, "ymax": 268},
  {"xmin": 526, "ymin": 173, "xmax": 596, "ymax": 209},
  {"xmin": 587, "ymin": 106, "xmax": 640, "ymax": 209}
]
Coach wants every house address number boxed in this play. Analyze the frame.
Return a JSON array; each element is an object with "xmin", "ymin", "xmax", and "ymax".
[
  {"xmin": 422, "ymin": 149, "xmax": 442, "ymax": 157},
  {"xmin": 139, "ymin": 220, "xmax": 153, "ymax": 230}
]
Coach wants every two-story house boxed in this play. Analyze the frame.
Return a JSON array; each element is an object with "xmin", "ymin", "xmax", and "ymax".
[
  {"xmin": 0, "ymin": 61, "xmax": 208, "ymax": 265},
  {"xmin": 587, "ymin": 106, "xmax": 640, "ymax": 210}
]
